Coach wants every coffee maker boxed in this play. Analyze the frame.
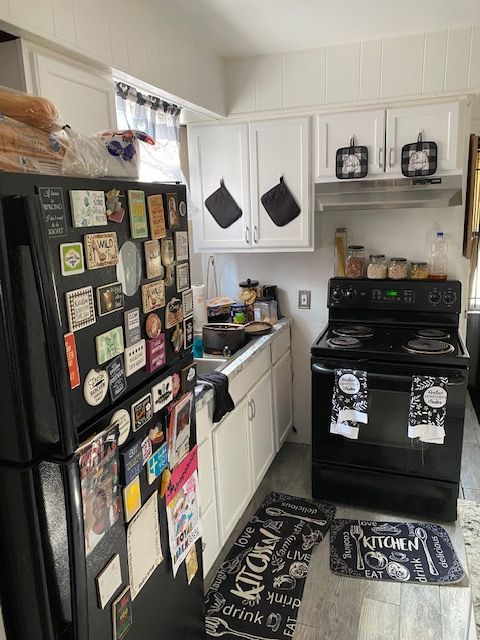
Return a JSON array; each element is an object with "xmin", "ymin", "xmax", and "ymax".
[{"xmin": 261, "ymin": 285, "xmax": 282, "ymax": 318}]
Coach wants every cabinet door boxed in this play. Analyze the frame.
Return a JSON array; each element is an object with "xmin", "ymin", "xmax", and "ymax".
[
  {"xmin": 212, "ymin": 397, "xmax": 252, "ymax": 543},
  {"xmin": 31, "ymin": 53, "xmax": 117, "ymax": 136},
  {"xmin": 385, "ymin": 102, "xmax": 460, "ymax": 174},
  {"xmin": 314, "ymin": 109, "xmax": 386, "ymax": 180},
  {"xmin": 188, "ymin": 124, "xmax": 251, "ymax": 252},
  {"xmin": 272, "ymin": 350, "xmax": 293, "ymax": 452},
  {"xmin": 249, "ymin": 117, "xmax": 311, "ymax": 249},
  {"xmin": 248, "ymin": 372, "xmax": 275, "ymax": 487},
  {"xmin": 201, "ymin": 501, "xmax": 220, "ymax": 577}
]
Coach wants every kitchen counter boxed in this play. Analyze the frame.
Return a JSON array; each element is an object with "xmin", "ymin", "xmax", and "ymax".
[{"xmin": 195, "ymin": 317, "xmax": 291, "ymax": 412}]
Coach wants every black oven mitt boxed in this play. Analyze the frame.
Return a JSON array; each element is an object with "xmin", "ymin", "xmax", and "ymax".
[
  {"xmin": 204, "ymin": 179, "xmax": 242, "ymax": 229},
  {"xmin": 401, "ymin": 132, "xmax": 438, "ymax": 177},
  {"xmin": 260, "ymin": 176, "xmax": 300, "ymax": 227}
]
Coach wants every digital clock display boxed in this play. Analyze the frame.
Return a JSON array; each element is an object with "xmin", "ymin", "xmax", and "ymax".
[{"xmin": 386, "ymin": 290, "xmax": 398, "ymax": 297}]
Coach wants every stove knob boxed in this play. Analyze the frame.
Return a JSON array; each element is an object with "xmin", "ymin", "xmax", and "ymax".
[
  {"xmin": 345, "ymin": 288, "xmax": 357, "ymax": 300},
  {"xmin": 332, "ymin": 288, "xmax": 343, "ymax": 301},
  {"xmin": 428, "ymin": 290, "xmax": 442, "ymax": 305},
  {"xmin": 443, "ymin": 291, "xmax": 457, "ymax": 306}
]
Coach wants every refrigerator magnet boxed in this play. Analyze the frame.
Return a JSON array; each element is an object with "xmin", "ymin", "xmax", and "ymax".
[
  {"xmin": 166, "ymin": 192, "xmax": 180, "ymax": 228},
  {"xmin": 106, "ymin": 356, "xmax": 127, "ymax": 401},
  {"xmin": 110, "ymin": 409, "xmax": 131, "ymax": 446},
  {"xmin": 124, "ymin": 307, "xmax": 141, "ymax": 347},
  {"xmin": 38, "ymin": 186, "xmax": 67, "ymax": 238},
  {"xmin": 172, "ymin": 372, "xmax": 180, "ymax": 399},
  {"xmin": 152, "ymin": 376, "xmax": 173, "ymax": 412},
  {"xmin": 160, "ymin": 238, "xmax": 175, "ymax": 266},
  {"xmin": 131, "ymin": 393, "xmax": 153, "ymax": 432},
  {"xmin": 144, "ymin": 240, "xmax": 163, "ymax": 280},
  {"xmin": 179, "ymin": 200, "xmax": 187, "ymax": 217},
  {"xmin": 84, "ymin": 369, "xmax": 109, "ymax": 406},
  {"xmin": 160, "ymin": 468, "xmax": 171, "ymax": 499},
  {"xmin": 96, "ymin": 282, "xmax": 124, "ymax": 317},
  {"xmin": 124, "ymin": 340, "xmax": 146, "ymax": 377},
  {"xmin": 70, "ymin": 190, "xmax": 107, "ymax": 227},
  {"xmin": 64, "ymin": 333, "xmax": 80, "ymax": 389},
  {"xmin": 165, "ymin": 298, "xmax": 183, "ymax": 329},
  {"xmin": 120, "ymin": 440, "xmax": 142, "ymax": 486},
  {"xmin": 182, "ymin": 289, "xmax": 193, "ymax": 319},
  {"xmin": 164, "ymin": 265, "xmax": 174, "ymax": 287},
  {"xmin": 181, "ymin": 363, "xmax": 196, "ymax": 393},
  {"xmin": 185, "ymin": 547, "xmax": 199, "ymax": 585},
  {"xmin": 66, "ymin": 286, "xmax": 96, "ymax": 333},
  {"xmin": 145, "ymin": 312, "xmax": 162, "ymax": 339},
  {"xmin": 127, "ymin": 190, "xmax": 148, "ymax": 239},
  {"xmin": 141, "ymin": 280, "xmax": 165, "ymax": 314},
  {"xmin": 84, "ymin": 232, "xmax": 119, "ymax": 270},
  {"xmin": 174, "ymin": 231, "xmax": 189, "ymax": 262},
  {"xmin": 147, "ymin": 194, "xmax": 166, "ymax": 240},
  {"xmin": 105, "ymin": 189, "xmax": 125, "ymax": 224},
  {"xmin": 123, "ymin": 476, "xmax": 142, "ymax": 522},
  {"xmin": 60, "ymin": 242, "xmax": 84, "ymax": 276},
  {"xmin": 171, "ymin": 324, "xmax": 184, "ymax": 353},
  {"xmin": 117, "ymin": 241, "xmax": 142, "ymax": 297},
  {"xmin": 146, "ymin": 443, "xmax": 168, "ymax": 485},
  {"xmin": 96, "ymin": 327, "xmax": 125, "ymax": 366},
  {"xmin": 112, "ymin": 587, "xmax": 133, "ymax": 640},
  {"xmin": 183, "ymin": 317, "xmax": 194, "ymax": 350},
  {"xmin": 176, "ymin": 262, "xmax": 190, "ymax": 293},
  {"xmin": 96, "ymin": 554, "xmax": 122, "ymax": 609},
  {"xmin": 146, "ymin": 335, "xmax": 166, "ymax": 373},
  {"xmin": 141, "ymin": 436, "xmax": 152, "ymax": 465},
  {"xmin": 148, "ymin": 424, "xmax": 164, "ymax": 445}
]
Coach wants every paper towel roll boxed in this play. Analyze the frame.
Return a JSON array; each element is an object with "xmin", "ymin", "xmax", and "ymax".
[{"xmin": 192, "ymin": 284, "xmax": 208, "ymax": 333}]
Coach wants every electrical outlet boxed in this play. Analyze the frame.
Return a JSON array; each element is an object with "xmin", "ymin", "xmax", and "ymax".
[{"xmin": 298, "ymin": 290, "xmax": 311, "ymax": 309}]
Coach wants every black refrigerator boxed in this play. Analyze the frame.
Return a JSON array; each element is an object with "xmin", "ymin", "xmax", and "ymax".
[{"xmin": 0, "ymin": 174, "xmax": 204, "ymax": 640}]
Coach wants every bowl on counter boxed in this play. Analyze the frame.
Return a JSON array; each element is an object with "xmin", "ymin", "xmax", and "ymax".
[{"xmin": 202, "ymin": 322, "xmax": 246, "ymax": 355}]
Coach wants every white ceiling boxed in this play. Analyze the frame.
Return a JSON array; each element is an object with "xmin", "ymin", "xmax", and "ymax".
[{"xmin": 169, "ymin": 0, "xmax": 480, "ymax": 57}]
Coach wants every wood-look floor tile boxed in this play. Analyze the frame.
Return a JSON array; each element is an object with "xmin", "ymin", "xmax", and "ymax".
[
  {"xmin": 461, "ymin": 444, "xmax": 480, "ymax": 491},
  {"xmin": 357, "ymin": 598, "xmax": 400, "ymax": 640},
  {"xmin": 399, "ymin": 584, "xmax": 442, "ymax": 640}
]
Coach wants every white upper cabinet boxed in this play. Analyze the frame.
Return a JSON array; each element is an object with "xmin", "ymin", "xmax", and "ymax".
[
  {"xmin": 385, "ymin": 101, "xmax": 461, "ymax": 175},
  {"xmin": 314, "ymin": 109, "xmax": 386, "ymax": 181},
  {"xmin": 189, "ymin": 124, "xmax": 251, "ymax": 252},
  {"xmin": 249, "ymin": 117, "xmax": 311, "ymax": 249}
]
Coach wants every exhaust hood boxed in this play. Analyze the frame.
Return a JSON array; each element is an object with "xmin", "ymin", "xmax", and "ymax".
[{"xmin": 314, "ymin": 175, "xmax": 463, "ymax": 212}]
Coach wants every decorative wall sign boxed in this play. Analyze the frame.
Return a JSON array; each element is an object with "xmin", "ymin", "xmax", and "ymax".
[
  {"xmin": 142, "ymin": 280, "xmax": 165, "ymax": 314},
  {"xmin": 60, "ymin": 242, "xmax": 84, "ymax": 276},
  {"xmin": 124, "ymin": 340, "xmax": 146, "ymax": 377},
  {"xmin": 96, "ymin": 326, "xmax": 124, "ymax": 365},
  {"xmin": 96, "ymin": 282, "xmax": 124, "ymax": 316},
  {"xmin": 39, "ymin": 186, "xmax": 67, "ymax": 238},
  {"xmin": 84, "ymin": 232, "xmax": 119, "ymax": 270},
  {"xmin": 330, "ymin": 519, "xmax": 464, "ymax": 585},
  {"xmin": 124, "ymin": 307, "xmax": 141, "ymax": 347},
  {"xmin": 147, "ymin": 194, "xmax": 166, "ymax": 239},
  {"xmin": 123, "ymin": 476, "xmax": 142, "ymax": 522},
  {"xmin": 70, "ymin": 190, "xmax": 107, "ymax": 227},
  {"xmin": 180, "ymin": 363, "xmax": 196, "ymax": 393},
  {"xmin": 106, "ymin": 355, "xmax": 127, "ymax": 401},
  {"xmin": 110, "ymin": 408, "xmax": 131, "ymax": 446},
  {"xmin": 64, "ymin": 332, "xmax": 80, "ymax": 389},
  {"xmin": 141, "ymin": 436, "xmax": 152, "ymax": 465},
  {"xmin": 171, "ymin": 324, "xmax": 184, "ymax": 353},
  {"xmin": 205, "ymin": 492, "xmax": 335, "ymax": 640},
  {"xmin": 105, "ymin": 188, "xmax": 125, "ymax": 224},
  {"xmin": 176, "ymin": 262, "xmax": 190, "ymax": 293},
  {"xmin": 66, "ymin": 286, "xmax": 96, "ymax": 332},
  {"xmin": 83, "ymin": 368, "xmax": 109, "ymax": 406},
  {"xmin": 112, "ymin": 587, "xmax": 133, "ymax": 640},
  {"xmin": 146, "ymin": 443, "xmax": 168, "ymax": 485},
  {"xmin": 146, "ymin": 335, "xmax": 166, "ymax": 373},
  {"xmin": 120, "ymin": 440, "xmax": 142, "ymax": 486},
  {"xmin": 145, "ymin": 312, "xmax": 162, "ymax": 339},
  {"xmin": 117, "ymin": 241, "xmax": 142, "ymax": 297},
  {"xmin": 96, "ymin": 554, "xmax": 122, "ymax": 609},
  {"xmin": 182, "ymin": 289, "xmax": 193, "ymax": 319},
  {"xmin": 175, "ymin": 231, "xmax": 189, "ymax": 262},
  {"xmin": 144, "ymin": 239, "xmax": 163, "ymax": 279},
  {"xmin": 128, "ymin": 190, "xmax": 148, "ymax": 239},
  {"xmin": 152, "ymin": 375, "xmax": 173, "ymax": 412},
  {"xmin": 165, "ymin": 298, "xmax": 183, "ymax": 329},
  {"xmin": 161, "ymin": 238, "xmax": 175, "ymax": 266},
  {"xmin": 183, "ymin": 317, "xmax": 194, "ymax": 350},
  {"xmin": 131, "ymin": 393, "xmax": 153, "ymax": 432},
  {"xmin": 166, "ymin": 192, "xmax": 180, "ymax": 228}
]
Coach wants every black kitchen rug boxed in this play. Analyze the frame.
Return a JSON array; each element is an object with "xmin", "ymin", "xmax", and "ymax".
[
  {"xmin": 330, "ymin": 519, "xmax": 464, "ymax": 584},
  {"xmin": 205, "ymin": 492, "xmax": 336, "ymax": 639}
]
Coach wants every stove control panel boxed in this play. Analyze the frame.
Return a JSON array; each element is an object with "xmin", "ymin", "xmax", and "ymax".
[{"xmin": 328, "ymin": 279, "xmax": 461, "ymax": 313}]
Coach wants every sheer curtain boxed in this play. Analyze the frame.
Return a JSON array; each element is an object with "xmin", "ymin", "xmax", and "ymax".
[{"xmin": 115, "ymin": 82, "xmax": 183, "ymax": 183}]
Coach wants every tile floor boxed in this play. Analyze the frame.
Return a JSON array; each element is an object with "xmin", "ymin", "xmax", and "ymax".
[{"xmin": 205, "ymin": 393, "xmax": 480, "ymax": 640}]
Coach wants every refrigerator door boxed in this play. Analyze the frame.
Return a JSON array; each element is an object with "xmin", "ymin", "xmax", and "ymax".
[{"xmin": 0, "ymin": 175, "xmax": 191, "ymax": 463}]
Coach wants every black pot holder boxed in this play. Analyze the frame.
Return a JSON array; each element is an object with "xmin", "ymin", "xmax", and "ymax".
[
  {"xmin": 336, "ymin": 137, "xmax": 368, "ymax": 179},
  {"xmin": 401, "ymin": 132, "xmax": 438, "ymax": 177},
  {"xmin": 204, "ymin": 179, "xmax": 242, "ymax": 229},
  {"xmin": 260, "ymin": 176, "xmax": 300, "ymax": 227}
]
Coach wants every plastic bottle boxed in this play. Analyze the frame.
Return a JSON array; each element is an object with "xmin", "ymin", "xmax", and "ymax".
[{"xmin": 429, "ymin": 232, "xmax": 448, "ymax": 280}]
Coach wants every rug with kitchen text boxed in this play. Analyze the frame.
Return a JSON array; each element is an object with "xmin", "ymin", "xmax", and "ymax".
[
  {"xmin": 330, "ymin": 519, "xmax": 464, "ymax": 585},
  {"xmin": 205, "ymin": 492, "xmax": 336, "ymax": 639}
]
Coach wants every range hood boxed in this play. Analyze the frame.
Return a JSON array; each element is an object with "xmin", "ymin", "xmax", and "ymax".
[{"xmin": 315, "ymin": 175, "xmax": 463, "ymax": 211}]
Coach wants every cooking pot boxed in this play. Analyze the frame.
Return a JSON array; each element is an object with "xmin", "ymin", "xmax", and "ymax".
[{"xmin": 202, "ymin": 323, "xmax": 246, "ymax": 355}]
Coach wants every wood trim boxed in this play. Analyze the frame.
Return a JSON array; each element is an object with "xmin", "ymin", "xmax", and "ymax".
[{"xmin": 463, "ymin": 133, "xmax": 479, "ymax": 259}]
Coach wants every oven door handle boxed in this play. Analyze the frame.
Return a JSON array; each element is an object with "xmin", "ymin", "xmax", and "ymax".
[{"xmin": 312, "ymin": 363, "xmax": 465, "ymax": 386}]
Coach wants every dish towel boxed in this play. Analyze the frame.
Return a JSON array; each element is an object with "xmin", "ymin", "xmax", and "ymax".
[
  {"xmin": 197, "ymin": 371, "xmax": 235, "ymax": 423},
  {"xmin": 330, "ymin": 369, "xmax": 368, "ymax": 440},
  {"xmin": 408, "ymin": 375, "xmax": 448, "ymax": 445}
]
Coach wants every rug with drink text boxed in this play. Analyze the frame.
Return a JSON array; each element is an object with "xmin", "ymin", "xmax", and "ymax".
[
  {"xmin": 205, "ymin": 492, "xmax": 336, "ymax": 639},
  {"xmin": 330, "ymin": 519, "xmax": 464, "ymax": 584}
]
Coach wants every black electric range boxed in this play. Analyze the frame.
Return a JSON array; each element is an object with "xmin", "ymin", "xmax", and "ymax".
[{"xmin": 311, "ymin": 278, "xmax": 469, "ymax": 521}]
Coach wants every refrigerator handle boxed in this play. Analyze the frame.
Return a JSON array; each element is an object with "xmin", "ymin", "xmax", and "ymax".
[{"xmin": 23, "ymin": 195, "xmax": 77, "ymax": 455}]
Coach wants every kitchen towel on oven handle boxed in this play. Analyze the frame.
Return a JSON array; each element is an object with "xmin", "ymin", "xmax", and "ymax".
[
  {"xmin": 408, "ymin": 375, "xmax": 448, "ymax": 444},
  {"xmin": 330, "ymin": 369, "xmax": 368, "ymax": 440}
]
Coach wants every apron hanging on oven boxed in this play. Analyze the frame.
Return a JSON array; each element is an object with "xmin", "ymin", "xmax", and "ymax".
[
  {"xmin": 408, "ymin": 375, "xmax": 448, "ymax": 444},
  {"xmin": 330, "ymin": 369, "xmax": 368, "ymax": 440}
]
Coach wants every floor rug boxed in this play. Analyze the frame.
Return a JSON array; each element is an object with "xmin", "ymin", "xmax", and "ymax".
[
  {"xmin": 330, "ymin": 519, "xmax": 464, "ymax": 584},
  {"xmin": 205, "ymin": 492, "xmax": 336, "ymax": 639},
  {"xmin": 459, "ymin": 500, "xmax": 480, "ymax": 635}
]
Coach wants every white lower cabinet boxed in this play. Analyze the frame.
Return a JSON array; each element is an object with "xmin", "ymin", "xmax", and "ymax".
[
  {"xmin": 248, "ymin": 371, "xmax": 275, "ymax": 487},
  {"xmin": 272, "ymin": 350, "xmax": 294, "ymax": 451},
  {"xmin": 200, "ymin": 501, "xmax": 220, "ymax": 577}
]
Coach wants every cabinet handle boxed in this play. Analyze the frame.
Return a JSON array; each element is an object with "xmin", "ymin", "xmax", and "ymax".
[
  {"xmin": 388, "ymin": 147, "xmax": 395, "ymax": 168},
  {"xmin": 252, "ymin": 399, "xmax": 256, "ymax": 419},
  {"xmin": 245, "ymin": 226, "xmax": 250, "ymax": 245},
  {"xmin": 378, "ymin": 147, "xmax": 384, "ymax": 169},
  {"xmin": 253, "ymin": 225, "xmax": 258, "ymax": 244},
  {"xmin": 247, "ymin": 399, "xmax": 252, "ymax": 421}
]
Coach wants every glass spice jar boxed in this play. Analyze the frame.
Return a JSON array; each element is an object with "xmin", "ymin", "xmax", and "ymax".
[
  {"xmin": 345, "ymin": 245, "xmax": 365, "ymax": 279},
  {"xmin": 388, "ymin": 257, "xmax": 408, "ymax": 280},
  {"xmin": 409, "ymin": 261, "xmax": 429, "ymax": 280},
  {"xmin": 367, "ymin": 254, "xmax": 387, "ymax": 280}
]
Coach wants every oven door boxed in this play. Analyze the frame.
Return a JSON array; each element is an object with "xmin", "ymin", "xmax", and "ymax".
[{"xmin": 311, "ymin": 358, "xmax": 467, "ymax": 483}]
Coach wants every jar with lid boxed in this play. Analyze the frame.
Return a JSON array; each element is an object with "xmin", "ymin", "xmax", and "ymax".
[
  {"xmin": 345, "ymin": 245, "xmax": 365, "ymax": 279},
  {"xmin": 409, "ymin": 261, "xmax": 429, "ymax": 280},
  {"xmin": 367, "ymin": 254, "xmax": 387, "ymax": 280},
  {"xmin": 388, "ymin": 257, "xmax": 408, "ymax": 280},
  {"xmin": 239, "ymin": 278, "xmax": 259, "ymax": 322}
]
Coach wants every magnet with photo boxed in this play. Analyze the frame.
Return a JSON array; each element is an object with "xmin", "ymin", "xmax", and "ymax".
[
  {"xmin": 166, "ymin": 192, "xmax": 180, "ymax": 228},
  {"xmin": 161, "ymin": 237, "xmax": 175, "ymax": 267},
  {"xmin": 171, "ymin": 324, "xmax": 184, "ymax": 353},
  {"xmin": 165, "ymin": 297, "xmax": 183, "ymax": 329},
  {"xmin": 176, "ymin": 262, "xmax": 190, "ymax": 293},
  {"xmin": 144, "ymin": 240, "xmax": 163, "ymax": 280},
  {"xmin": 174, "ymin": 231, "xmax": 189, "ymax": 262},
  {"xmin": 183, "ymin": 316, "xmax": 194, "ymax": 350}
]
